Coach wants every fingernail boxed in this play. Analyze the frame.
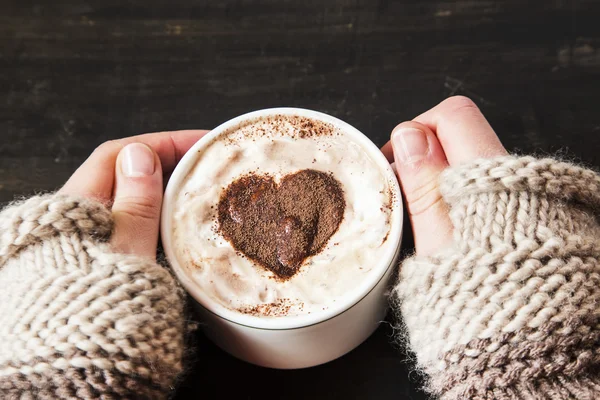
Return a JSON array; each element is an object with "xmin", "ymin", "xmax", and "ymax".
[
  {"xmin": 122, "ymin": 143, "xmax": 155, "ymax": 177},
  {"xmin": 392, "ymin": 128, "xmax": 430, "ymax": 165}
]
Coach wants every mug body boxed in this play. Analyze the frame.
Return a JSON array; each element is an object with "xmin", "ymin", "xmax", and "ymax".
[{"xmin": 161, "ymin": 107, "xmax": 403, "ymax": 368}]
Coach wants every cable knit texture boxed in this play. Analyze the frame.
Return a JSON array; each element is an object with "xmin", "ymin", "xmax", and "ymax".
[
  {"xmin": 393, "ymin": 156, "xmax": 600, "ymax": 400},
  {"xmin": 0, "ymin": 195, "xmax": 186, "ymax": 399}
]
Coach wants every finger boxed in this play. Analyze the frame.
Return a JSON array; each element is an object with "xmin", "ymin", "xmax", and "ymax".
[
  {"xmin": 381, "ymin": 140, "xmax": 394, "ymax": 163},
  {"xmin": 60, "ymin": 130, "xmax": 209, "ymax": 202},
  {"xmin": 392, "ymin": 121, "xmax": 454, "ymax": 255},
  {"xmin": 119, "ymin": 130, "xmax": 211, "ymax": 175},
  {"xmin": 414, "ymin": 96, "xmax": 507, "ymax": 165},
  {"xmin": 59, "ymin": 140, "xmax": 122, "ymax": 203},
  {"xmin": 111, "ymin": 143, "xmax": 163, "ymax": 258}
]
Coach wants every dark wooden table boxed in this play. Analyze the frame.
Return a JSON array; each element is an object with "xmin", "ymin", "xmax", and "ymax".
[{"xmin": 2, "ymin": 1, "xmax": 600, "ymax": 399}]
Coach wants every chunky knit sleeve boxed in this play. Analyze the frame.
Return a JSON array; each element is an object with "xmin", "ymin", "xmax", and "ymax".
[
  {"xmin": 393, "ymin": 156, "xmax": 600, "ymax": 400},
  {"xmin": 0, "ymin": 195, "xmax": 186, "ymax": 400}
]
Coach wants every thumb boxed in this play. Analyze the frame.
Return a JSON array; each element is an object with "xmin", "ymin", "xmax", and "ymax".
[
  {"xmin": 112, "ymin": 143, "xmax": 163, "ymax": 259},
  {"xmin": 391, "ymin": 121, "xmax": 453, "ymax": 255}
]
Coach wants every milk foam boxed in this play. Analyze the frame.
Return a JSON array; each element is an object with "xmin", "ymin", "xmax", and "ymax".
[{"xmin": 172, "ymin": 116, "xmax": 396, "ymax": 317}]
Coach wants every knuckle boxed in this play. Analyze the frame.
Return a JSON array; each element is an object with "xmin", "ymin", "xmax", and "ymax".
[
  {"xmin": 93, "ymin": 139, "xmax": 123, "ymax": 155},
  {"xmin": 404, "ymin": 175, "xmax": 446, "ymax": 217},
  {"xmin": 443, "ymin": 95, "xmax": 479, "ymax": 114},
  {"xmin": 113, "ymin": 196, "xmax": 161, "ymax": 221}
]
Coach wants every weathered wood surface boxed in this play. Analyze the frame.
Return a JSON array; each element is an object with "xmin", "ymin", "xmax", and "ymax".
[{"xmin": 1, "ymin": 1, "xmax": 600, "ymax": 398}]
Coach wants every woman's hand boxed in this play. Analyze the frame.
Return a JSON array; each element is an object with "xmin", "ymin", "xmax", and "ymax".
[
  {"xmin": 382, "ymin": 96, "xmax": 507, "ymax": 255},
  {"xmin": 59, "ymin": 129, "xmax": 209, "ymax": 258}
]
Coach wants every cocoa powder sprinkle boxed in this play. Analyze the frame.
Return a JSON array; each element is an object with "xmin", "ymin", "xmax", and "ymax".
[{"xmin": 217, "ymin": 169, "xmax": 345, "ymax": 279}]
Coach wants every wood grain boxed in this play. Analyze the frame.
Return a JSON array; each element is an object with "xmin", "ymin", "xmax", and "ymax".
[{"xmin": 1, "ymin": 1, "xmax": 600, "ymax": 399}]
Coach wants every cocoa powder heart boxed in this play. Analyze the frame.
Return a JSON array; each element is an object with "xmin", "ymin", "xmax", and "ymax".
[{"xmin": 217, "ymin": 169, "xmax": 345, "ymax": 279}]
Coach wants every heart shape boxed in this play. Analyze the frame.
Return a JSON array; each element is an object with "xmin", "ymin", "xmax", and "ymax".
[{"xmin": 217, "ymin": 169, "xmax": 345, "ymax": 279}]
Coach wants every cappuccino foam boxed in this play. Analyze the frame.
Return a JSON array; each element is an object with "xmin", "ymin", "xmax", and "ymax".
[{"xmin": 172, "ymin": 115, "xmax": 397, "ymax": 317}]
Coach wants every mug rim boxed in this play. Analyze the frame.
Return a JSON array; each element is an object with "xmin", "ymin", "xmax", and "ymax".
[{"xmin": 160, "ymin": 107, "xmax": 403, "ymax": 330}]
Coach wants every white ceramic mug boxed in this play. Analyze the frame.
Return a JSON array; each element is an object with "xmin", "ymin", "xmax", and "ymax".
[{"xmin": 161, "ymin": 108, "xmax": 403, "ymax": 369}]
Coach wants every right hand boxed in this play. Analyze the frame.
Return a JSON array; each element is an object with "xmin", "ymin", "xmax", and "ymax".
[{"xmin": 381, "ymin": 96, "xmax": 508, "ymax": 255}]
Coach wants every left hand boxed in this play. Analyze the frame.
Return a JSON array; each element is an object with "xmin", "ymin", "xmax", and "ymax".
[{"xmin": 60, "ymin": 130, "xmax": 209, "ymax": 259}]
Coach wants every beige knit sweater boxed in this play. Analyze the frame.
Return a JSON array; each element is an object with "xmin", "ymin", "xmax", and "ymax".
[
  {"xmin": 0, "ymin": 156, "xmax": 598, "ymax": 399},
  {"xmin": 394, "ymin": 156, "xmax": 600, "ymax": 399},
  {"xmin": 0, "ymin": 195, "xmax": 185, "ymax": 399}
]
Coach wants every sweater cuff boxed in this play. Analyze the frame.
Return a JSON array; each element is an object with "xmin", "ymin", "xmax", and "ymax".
[
  {"xmin": 0, "ymin": 194, "xmax": 113, "ymax": 265},
  {"xmin": 439, "ymin": 156, "xmax": 600, "ymax": 253},
  {"xmin": 0, "ymin": 194, "xmax": 185, "ymax": 399},
  {"xmin": 439, "ymin": 156, "xmax": 600, "ymax": 206},
  {"xmin": 397, "ymin": 252, "xmax": 600, "ymax": 399},
  {"xmin": 394, "ymin": 156, "xmax": 600, "ymax": 399}
]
